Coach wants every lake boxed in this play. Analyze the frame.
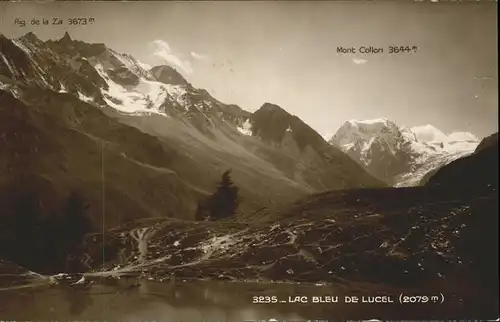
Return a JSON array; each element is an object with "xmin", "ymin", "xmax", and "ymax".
[{"xmin": 0, "ymin": 274, "xmax": 476, "ymax": 321}]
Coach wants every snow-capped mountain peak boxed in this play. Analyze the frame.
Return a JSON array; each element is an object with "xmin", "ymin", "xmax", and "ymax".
[
  {"xmin": 347, "ymin": 117, "xmax": 390, "ymax": 126},
  {"xmin": 329, "ymin": 118, "xmax": 480, "ymax": 186},
  {"xmin": 0, "ymin": 32, "xmax": 251, "ymax": 129},
  {"xmin": 410, "ymin": 124, "xmax": 448, "ymax": 143},
  {"xmin": 331, "ymin": 118, "xmax": 402, "ymax": 154}
]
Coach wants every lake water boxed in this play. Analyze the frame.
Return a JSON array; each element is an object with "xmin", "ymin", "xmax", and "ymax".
[{"xmin": 0, "ymin": 276, "xmax": 484, "ymax": 321}]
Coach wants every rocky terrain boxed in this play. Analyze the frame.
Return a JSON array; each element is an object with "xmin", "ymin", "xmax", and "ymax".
[
  {"xmin": 1, "ymin": 178, "xmax": 497, "ymax": 318},
  {"xmin": 70, "ymin": 131, "xmax": 495, "ymax": 319},
  {"xmin": 329, "ymin": 118, "xmax": 479, "ymax": 186}
]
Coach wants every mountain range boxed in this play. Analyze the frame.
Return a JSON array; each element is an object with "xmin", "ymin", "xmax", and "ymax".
[
  {"xmin": 0, "ymin": 32, "xmax": 383, "ymax": 227},
  {"xmin": 0, "ymin": 32, "xmax": 498, "ymax": 319},
  {"xmin": 329, "ymin": 118, "xmax": 479, "ymax": 186}
]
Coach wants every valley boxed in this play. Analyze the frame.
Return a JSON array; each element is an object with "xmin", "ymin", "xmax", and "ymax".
[{"xmin": 0, "ymin": 30, "xmax": 498, "ymax": 320}]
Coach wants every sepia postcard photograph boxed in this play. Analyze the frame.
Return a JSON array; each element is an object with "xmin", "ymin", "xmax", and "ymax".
[{"xmin": 0, "ymin": 0, "xmax": 498, "ymax": 321}]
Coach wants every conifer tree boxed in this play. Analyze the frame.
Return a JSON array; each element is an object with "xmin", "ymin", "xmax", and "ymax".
[{"xmin": 208, "ymin": 170, "xmax": 239, "ymax": 220}]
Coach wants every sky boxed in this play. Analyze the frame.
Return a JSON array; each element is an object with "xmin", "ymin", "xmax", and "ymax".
[{"xmin": 1, "ymin": 0, "xmax": 498, "ymax": 139}]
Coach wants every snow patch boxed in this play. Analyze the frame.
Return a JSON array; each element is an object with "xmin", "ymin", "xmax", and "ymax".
[
  {"xmin": 0, "ymin": 83, "xmax": 21, "ymax": 99},
  {"xmin": 93, "ymin": 63, "xmax": 171, "ymax": 116},
  {"xmin": 163, "ymin": 84, "xmax": 188, "ymax": 107},
  {"xmin": 73, "ymin": 276, "xmax": 86, "ymax": 285},
  {"xmin": 237, "ymin": 119, "xmax": 253, "ymax": 136},
  {"xmin": 1, "ymin": 53, "xmax": 17, "ymax": 77},
  {"xmin": 59, "ymin": 83, "xmax": 68, "ymax": 93},
  {"xmin": 363, "ymin": 136, "xmax": 376, "ymax": 153},
  {"xmin": 137, "ymin": 60, "xmax": 152, "ymax": 71},
  {"xmin": 77, "ymin": 92, "xmax": 94, "ymax": 103},
  {"xmin": 442, "ymin": 140, "xmax": 479, "ymax": 154},
  {"xmin": 400, "ymin": 126, "xmax": 417, "ymax": 142},
  {"xmin": 342, "ymin": 143, "xmax": 355, "ymax": 151},
  {"xmin": 348, "ymin": 117, "xmax": 389, "ymax": 126}
]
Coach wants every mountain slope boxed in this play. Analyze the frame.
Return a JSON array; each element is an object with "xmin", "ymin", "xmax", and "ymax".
[
  {"xmin": 329, "ymin": 118, "xmax": 479, "ymax": 186},
  {"xmin": 0, "ymin": 88, "xmax": 203, "ymax": 228},
  {"xmin": 425, "ymin": 132, "xmax": 498, "ymax": 191},
  {"xmin": 1, "ymin": 32, "xmax": 383, "ymax": 228},
  {"xmin": 247, "ymin": 103, "xmax": 384, "ymax": 190},
  {"xmin": 474, "ymin": 132, "xmax": 498, "ymax": 153},
  {"xmin": 424, "ymin": 132, "xmax": 498, "ymax": 302},
  {"xmin": 73, "ymin": 133, "xmax": 498, "ymax": 316}
]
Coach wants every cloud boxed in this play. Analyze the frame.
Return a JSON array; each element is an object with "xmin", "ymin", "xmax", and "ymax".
[
  {"xmin": 190, "ymin": 51, "xmax": 209, "ymax": 60},
  {"xmin": 352, "ymin": 58, "xmax": 368, "ymax": 65},
  {"xmin": 473, "ymin": 77, "xmax": 496, "ymax": 81},
  {"xmin": 411, "ymin": 124, "xmax": 447, "ymax": 142},
  {"xmin": 151, "ymin": 39, "xmax": 193, "ymax": 74},
  {"xmin": 447, "ymin": 132, "xmax": 478, "ymax": 142}
]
